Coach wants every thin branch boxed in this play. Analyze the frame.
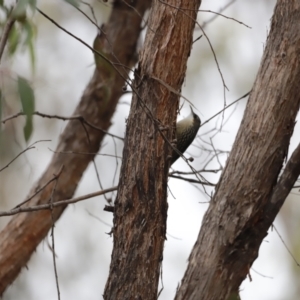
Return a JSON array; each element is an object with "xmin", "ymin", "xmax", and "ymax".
[
  {"xmin": 250, "ymin": 268, "xmax": 273, "ymax": 279},
  {"xmin": 49, "ymin": 168, "xmax": 63, "ymax": 300},
  {"xmin": 36, "ymin": 8, "xmax": 136, "ymax": 90},
  {"xmin": 272, "ymin": 224, "xmax": 300, "ymax": 267},
  {"xmin": 0, "ymin": 140, "xmax": 51, "ymax": 172},
  {"xmin": 200, "ymin": 9, "xmax": 251, "ymax": 29},
  {"xmin": 151, "ymin": 76, "xmax": 195, "ymax": 108},
  {"xmin": 86, "ymin": 209, "xmax": 112, "ymax": 228},
  {"xmin": 81, "ymin": 1, "xmax": 98, "ymax": 26},
  {"xmin": 201, "ymin": 91, "xmax": 251, "ymax": 127},
  {"xmin": 201, "ymin": 0, "xmax": 237, "ymax": 28},
  {"xmin": 14, "ymin": 169, "xmax": 60, "ymax": 208},
  {"xmin": 48, "ymin": 148, "xmax": 122, "ymax": 159},
  {"xmin": 73, "ymin": 3, "xmax": 100, "ymax": 30},
  {"xmin": 93, "ymin": 158, "xmax": 110, "ymax": 202},
  {"xmin": 169, "ymin": 174, "xmax": 216, "ymax": 186},
  {"xmin": 210, "ymin": 137, "xmax": 224, "ymax": 170},
  {"xmin": 0, "ymin": 186, "xmax": 118, "ymax": 217},
  {"xmin": 169, "ymin": 168, "xmax": 222, "ymax": 175},
  {"xmin": 1, "ymin": 111, "xmax": 124, "ymax": 140}
]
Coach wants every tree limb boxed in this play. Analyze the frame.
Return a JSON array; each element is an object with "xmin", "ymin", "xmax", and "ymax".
[
  {"xmin": 103, "ymin": 0, "xmax": 202, "ymax": 299},
  {"xmin": 175, "ymin": 1, "xmax": 300, "ymax": 299},
  {"xmin": 0, "ymin": 0, "xmax": 151, "ymax": 294}
]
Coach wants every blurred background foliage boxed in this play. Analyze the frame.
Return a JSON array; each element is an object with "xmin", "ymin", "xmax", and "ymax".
[{"xmin": 1, "ymin": 1, "xmax": 300, "ymax": 299}]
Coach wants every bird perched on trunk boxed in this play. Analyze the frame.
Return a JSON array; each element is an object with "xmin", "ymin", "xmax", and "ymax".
[{"xmin": 171, "ymin": 106, "xmax": 201, "ymax": 165}]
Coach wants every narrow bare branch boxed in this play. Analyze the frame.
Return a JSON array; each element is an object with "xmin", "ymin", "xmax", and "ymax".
[
  {"xmin": 0, "ymin": 186, "xmax": 118, "ymax": 217},
  {"xmin": 1, "ymin": 111, "xmax": 124, "ymax": 140},
  {"xmin": 0, "ymin": 140, "xmax": 51, "ymax": 172}
]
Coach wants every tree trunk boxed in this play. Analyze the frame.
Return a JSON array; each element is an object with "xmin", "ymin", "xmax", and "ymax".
[
  {"xmin": 0, "ymin": 0, "xmax": 151, "ymax": 294},
  {"xmin": 175, "ymin": 1, "xmax": 300, "ymax": 299},
  {"xmin": 103, "ymin": 0, "xmax": 202, "ymax": 299}
]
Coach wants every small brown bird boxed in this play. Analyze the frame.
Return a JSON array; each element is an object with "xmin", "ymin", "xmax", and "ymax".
[{"xmin": 171, "ymin": 106, "xmax": 201, "ymax": 165}]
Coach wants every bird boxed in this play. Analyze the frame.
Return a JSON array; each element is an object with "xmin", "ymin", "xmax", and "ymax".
[{"xmin": 171, "ymin": 106, "xmax": 201, "ymax": 165}]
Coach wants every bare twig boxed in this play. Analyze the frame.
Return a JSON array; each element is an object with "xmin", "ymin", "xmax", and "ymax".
[
  {"xmin": 272, "ymin": 224, "xmax": 300, "ymax": 267},
  {"xmin": 201, "ymin": 91, "xmax": 251, "ymax": 127},
  {"xmin": 201, "ymin": 0, "xmax": 237, "ymax": 28},
  {"xmin": 200, "ymin": 9, "xmax": 251, "ymax": 29},
  {"xmin": 151, "ymin": 76, "xmax": 195, "ymax": 107},
  {"xmin": 250, "ymin": 268, "xmax": 273, "ymax": 279},
  {"xmin": 49, "ymin": 168, "xmax": 63, "ymax": 300},
  {"xmin": 48, "ymin": 148, "xmax": 122, "ymax": 159},
  {"xmin": 73, "ymin": 3, "xmax": 100, "ymax": 30},
  {"xmin": 14, "ymin": 169, "xmax": 60, "ymax": 208},
  {"xmin": 0, "ymin": 186, "xmax": 118, "ymax": 217},
  {"xmin": 1, "ymin": 111, "xmax": 124, "ymax": 140},
  {"xmin": 210, "ymin": 137, "xmax": 224, "ymax": 170},
  {"xmin": 169, "ymin": 174, "xmax": 216, "ymax": 186},
  {"xmin": 169, "ymin": 168, "xmax": 222, "ymax": 175},
  {"xmin": 93, "ymin": 158, "xmax": 110, "ymax": 202},
  {"xmin": 0, "ymin": 140, "xmax": 51, "ymax": 172},
  {"xmin": 36, "ymin": 8, "xmax": 136, "ymax": 90},
  {"xmin": 86, "ymin": 209, "xmax": 112, "ymax": 227},
  {"xmin": 103, "ymin": 205, "xmax": 114, "ymax": 213}
]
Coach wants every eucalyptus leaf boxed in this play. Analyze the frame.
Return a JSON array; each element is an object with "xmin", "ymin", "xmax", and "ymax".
[
  {"xmin": 8, "ymin": 24, "xmax": 20, "ymax": 55},
  {"xmin": 18, "ymin": 77, "xmax": 35, "ymax": 141},
  {"xmin": 28, "ymin": 0, "xmax": 37, "ymax": 10},
  {"xmin": 12, "ymin": 0, "xmax": 29, "ymax": 18},
  {"xmin": 23, "ymin": 20, "xmax": 36, "ymax": 69}
]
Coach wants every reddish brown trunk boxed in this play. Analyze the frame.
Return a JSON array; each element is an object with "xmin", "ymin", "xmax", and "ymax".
[{"xmin": 103, "ymin": 0, "xmax": 202, "ymax": 299}]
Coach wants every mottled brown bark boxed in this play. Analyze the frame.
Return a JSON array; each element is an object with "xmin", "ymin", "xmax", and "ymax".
[
  {"xmin": 103, "ymin": 1, "xmax": 202, "ymax": 299},
  {"xmin": 0, "ymin": 0, "xmax": 151, "ymax": 295},
  {"xmin": 175, "ymin": 1, "xmax": 300, "ymax": 299}
]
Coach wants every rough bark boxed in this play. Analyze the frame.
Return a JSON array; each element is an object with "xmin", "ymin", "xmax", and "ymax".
[
  {"xmin": 175, "ymin": 1, "xmax": 300, "ymax": 299},
  {"xmin": 0, "ymin": 0, "xmax": 151, "ymax": 295},
  {"xmin": 103, "ymin": 0, "xmax": 202, "ymax": 299}
]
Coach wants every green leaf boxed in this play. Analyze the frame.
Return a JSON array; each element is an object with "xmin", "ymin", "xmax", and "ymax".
[
  {"xmin": 18, "ymin": 77, "xmax": 34, "ymax": 114},
  {"xmin": 18, "ymin": 76, "xmax": 35, "ymax": 141},
  {"xmin": 23, "ymin": 20, "xmax": 35, "ymax": 44},
  {"xmin": 12, "ymin": 0, "xmax": 29, "ymax": 18},
  {"xmin": 8, "ymin": 24, "xmax": 20, "ymax": 56},
  {"xmin": 63, "ymin": 0, "xmax": 80, "ymax": 8},
  {"xmin": 23, "ymin": 117, "xmax": 33, "ymax": 141},
  {"xmin": 28, "ymin": 0, "xmax": 37, "ymax": 11},
  {"xmin": 28, "ymin": 38, "xmax": 35, "ymax": 70},
  {"xmin": 12, "ymin": 0, "xmax": 36, "ymax": 18},
  {"xmin": 23, "ymin": 20, "xmax": 36, "ymax": 69}
]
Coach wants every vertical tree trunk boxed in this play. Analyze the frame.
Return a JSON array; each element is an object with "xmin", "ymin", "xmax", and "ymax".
[
  {"xmin": 175, "ymin": 1, "xmax": 300, "ymax": 299},
  {"xmin": 104, "ymin": 0, "xmax": 202, "ymax": 299},
  {"xmin": 0, "ymin": 1, "xmax": 151, "ymax": 294}
]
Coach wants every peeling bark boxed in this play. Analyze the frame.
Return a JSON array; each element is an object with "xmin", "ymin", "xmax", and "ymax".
[{"xmin": 104, "ymin": 0, "xmax": 202, "ymax": 299}]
